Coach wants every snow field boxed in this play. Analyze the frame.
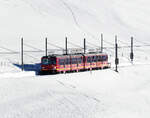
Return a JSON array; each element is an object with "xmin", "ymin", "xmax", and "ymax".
[
  {"xmin": 0, "ymin": 65, "xmax": 150, "ymax": 117},
  {"xmin": 0, "ymin": 0, "xmax": 150, "ymax": 118},
  {"xmin": 0, "ymin": 74, "xmax": 102, "ymax": 118}
]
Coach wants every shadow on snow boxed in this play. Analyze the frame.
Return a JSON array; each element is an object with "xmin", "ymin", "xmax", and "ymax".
[{"xmin": 13, "ymin": 63, "xmax": 41, "ymax": 75}]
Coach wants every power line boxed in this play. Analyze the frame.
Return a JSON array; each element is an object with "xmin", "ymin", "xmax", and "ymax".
[
  {"xmin": 0, "ymin": 46, "xmax": 18, "ymax": 53},
  {"xmin": 0, "ymin": 52, "xmax": 19, "ymax": 54},
  {"xmin": 24, "ymin": 53, "xmax": 39, "ymax": 61},
  {"xmin": 23, "ymin": 50, "xmax": 44, "ymax": 53},
  {"xmin": 134, "ymin": 39, "xmax": 150, "ymax": 45},
  {"xmin": 103, "ymin": 40, "xmax": 114, "ymax": 46},
  {"xmin": 47, "ymin": 42, "xmax": 64, "ymax": 49},
  {"xmin": 118, "ymin": 39, "xmax": 129, "ymax": 45},
  {"xmin": 24, "ymin": 43, "xmax": 43, "ymax": 51},
  {"xmin": 68, "ymin": 41, "xmax": 83, "ymax": 48},
  {"xmin": 86, "ymin": 41, "xmax": 100, "ymax": 48}
]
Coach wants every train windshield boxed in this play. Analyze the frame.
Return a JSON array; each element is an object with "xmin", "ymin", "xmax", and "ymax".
[
  {"xmin": 42, "ymin": 57, "xmax": 56, "ymax": 65},
  {"xmin": 42, "ymin": 58, "xmax": 50, "ymax": 65}
]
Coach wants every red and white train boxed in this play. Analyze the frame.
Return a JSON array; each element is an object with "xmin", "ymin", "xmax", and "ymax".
[{"xmin": 40, "ymin": 52, "xmax": 110, "ymax": 74}]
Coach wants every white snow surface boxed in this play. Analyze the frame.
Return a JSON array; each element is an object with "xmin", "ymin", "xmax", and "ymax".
[
  {"xmin": 0, "ymin": 0, "xmax": 150, "ymax": 117},
  {"xmin": 1, "ymin": 66, "xmax": 150, "ymax": 118}
]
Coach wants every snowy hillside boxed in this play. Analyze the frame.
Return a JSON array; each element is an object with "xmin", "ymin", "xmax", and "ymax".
[
  {"xmin": 1, "ymin": 65, "xmax": 150, "ymax": 118},
  {"xmin": 0, "ymin": 0, "xmax": 150, "ymax": 118},
  {"xmin": 1, "ymin": 0, "xmax": 150, "ymax": 65}
]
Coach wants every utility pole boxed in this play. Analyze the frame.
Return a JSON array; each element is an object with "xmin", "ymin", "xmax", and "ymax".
[
  {"xmin": 65, "ymin": 37, "xmax": 68, "ymax": 55},
  {"xmin": 45, "ymin": 37, "xmax": 47, "ymax": 56},
  {"xmin": 115, "ymin": 35, "xmax": 119, "ymax": 72},
  {"xmin": 84, "ymin": 38, "xmax": 86, "ymax": 54},
  {"xmin": 130, "ymin": 36, "xmax": 134, "ymax": 63},
  {"xmin": 101, "ymin": 33, "xmax": 103, "ymax": 53},
  {"xmin": 21, "ymin": 37, "xmax": 24, "ymax": 71}
]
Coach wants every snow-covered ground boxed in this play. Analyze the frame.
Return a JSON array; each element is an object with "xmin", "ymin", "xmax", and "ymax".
[
  {"xmin": 1, "ymin": 65, "xmax": 150, "ymax": 118},
  {"xmin": 0, "ymin": 0, "xmax": 150, "ymax": 117}
]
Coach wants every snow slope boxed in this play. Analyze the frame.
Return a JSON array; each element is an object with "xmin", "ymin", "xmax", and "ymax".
[
  {"xmin": 1, "ymin": 0, "xmax": 150, "ymax": 48},
  {"xmin": 1, "ymin": 65, "xmax": 150, "ymax": 118},
  {"xmin": 0, "ymin": 0, "xmax": 150, "ymax": 118},
  {"xmin": 1, "ymin": 0, "xmax": 150, "ymax": 65}
]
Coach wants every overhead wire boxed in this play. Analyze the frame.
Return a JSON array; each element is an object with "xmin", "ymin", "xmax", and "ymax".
[
  {"xmin": 68, "ymin": 41, "xmax": 83, "ymax": 48},
  {"xmin": 23, "ymin": 53, "xmax": 39, "ymax": 61},
  {"xmin": 0, "ymin": 46, "xmax": 18, "ymax": 54},
  {"xmin": 86, "ymin": 41, "xmax": 100, "ymax": 48},
  {"xmin": 134, "ymin": 38, "xmax": 150, "ymax": 45},
  {"xmin": 24, "ymin": 43, "xmax": 44, "ymax": 51},
  {"xmin": 47, "ymin": 42, "xmax": 64, "ymax": 49}
]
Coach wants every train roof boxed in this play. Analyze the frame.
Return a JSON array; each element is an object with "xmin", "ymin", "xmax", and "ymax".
[{"xmin": 42, "ymin": 52, "xmax": 108, "ymax": 58}]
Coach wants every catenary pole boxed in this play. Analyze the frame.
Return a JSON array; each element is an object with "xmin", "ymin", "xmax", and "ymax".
[
  {"xmin": 45, "ymin": 37, "xmax": 47, "ymax": 56},
  {"xmin": 101, "ymin": 33, "xmax": 103, "ymax": 53},
  {"xmin": 21, "ymin": 37, "xmax": 24, "ymax": 71},
  {"xmin": 66, "ymin": 37, "xmax": 68, "ymax": 55},
  {"xmin": 84, "ymin": 38, "xmax": 86, "ymax": 54},
  {"xmin": 115, "ymin": 35, "xmax": 119, "ymax": 72},
  {"xmin": 130, "ymin": 36, "xmax": 134, "ymax": 63}
]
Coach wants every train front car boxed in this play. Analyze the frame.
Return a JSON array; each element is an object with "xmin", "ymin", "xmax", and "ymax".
[{"xmin": 40, "ymin": 56, "xmax": 57, "ymax": 74}]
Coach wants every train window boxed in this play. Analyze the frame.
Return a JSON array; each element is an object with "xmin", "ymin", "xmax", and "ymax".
[
  {"xmin": 96, "ymin": 56, "xmax": 99, "ymax": 61},
  {"xmin": 87, "ymin": 56, "xmax": 91, "ymax": 63},
  {"xmin": 72, "ymin": 58, "xmax": 77, "ymax": 64},
  {"xmin": 71, "ymin": 58, "xmax": 73, "ymax": 64},
  {"xmin": 93, "ymin": 56, "xmax": 97, "ymax": 62},
  {"xmin": 65, "ymin": 58, "xmax": 70, "ymax": 65},
  {"xmin": 97, "ymin": 56, "xmax": 103, "ymax": 61},
  {"xmin": 74, "ymin": 58, "xmax": 77, "ymax": 64},
  {"xmin": 102, "ymin": 56, "xmax": 105, "ymax": 61},
  {"xmin": 59, "ymin": 59, "xmax": 64, "ymax": 65},
  {"xmin": 80, "ymin": 57, "xmax": 82, "ymax": 63},
  {"xmin": 91, "ymin": 56, "xmax": 93, "ymax": 62},
  {"xmin": 77, "ymin": 57, "xmax": 82, "ymax": 63},
  {"xmin": 102, "ymin": 55, "xmax": 108, "ymax": 61},
  {"xmin": 68, "ymin": 58, "xmax": 71, "ymax": 64},
  {"xmin": 65, "ymin": 59, "xmax": 67, "ymax": 65},
  {"xmin": 97, "ymin": 56, "xmax": 99, "ymax": 61},
  {"xmin": 50, "ymin": 57, "xmax": 56, "ymax": 65}
]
